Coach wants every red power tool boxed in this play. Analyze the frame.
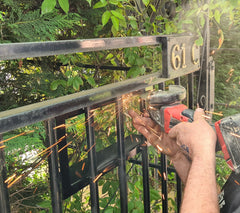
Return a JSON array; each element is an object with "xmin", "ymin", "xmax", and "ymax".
[{"xmin": 147, "ymin": 85, "xmax": 240, "ymax": 173}]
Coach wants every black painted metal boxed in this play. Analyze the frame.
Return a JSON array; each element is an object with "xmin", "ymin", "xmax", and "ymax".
[
  {"xmin": 56, "ymin": 115, "xmax": 71, "ymax": 199},
  {"xmin": 140, "ymin": 99, "xmax": 151, "ymax": 213},
  {"xmin": 46, "ymin": 118, "xmax": 63, "ymax": 213},
  {"xmin": 161, "ymin": 154, "xmax": 168, "ymax": 213},
  {"xmin": 116, "ymin": 97, "xmax": 128, "ymax": 212},
  {"xmin": 188, "ymin": 73, "xmax": 194, "ymax": 109},
  {"xmin": 141, "ymin": 144, "xmax": 151, "ymax": 212},
  {"xmin": 0, "ymin": 135, "xmax": 10, "ymax": 213},
  {"xmin": 176, "ymin": 175, "xmax": 182, "ymax": 213},
  {"xmin": 197, "ymin": 0, "xmax": 210, "ymax": 111},
  {"xmin": 0, "ymin": 31, "xmax": 212, "ymax": 213},
  {"xmin": 85, "ymin": 107, "xmax": 100, "ymax": 213},
  {"xmin": 0, "ymin": 71, "xmax": 192, "ymax": 135},
  {"xmin": 0, "ymin": 36, "xmax": 162, "ymax": 60}
]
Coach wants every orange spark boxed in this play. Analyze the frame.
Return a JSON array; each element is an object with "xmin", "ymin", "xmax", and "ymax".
[
  {"xmin": 157, "ymin": 170, "xmax": 162, "ymax": 177},
  {"xmin": 205, "ymin": 111, "xmax": 223, "ymax": 117},
  {"xmin": 0, "ymin": 145, "xmax": 6, "ymax": 149},
  {"xmin": 5, "ymin": 173, "xmax": 16, "ymax": 184},
  {"xmin": 93, "ymin": 172, "xmax": 103, "ymax": 183},
  {"xmin": 234, "ymin": 180, "xmax": 240, "ymax": 185},
  {"xmin": 130, "ymin": 135, "xmax": 133, "ymax": 142},
  {"xmin": 82, "ymin": 162, "xmax": 85, "ymax": 171},
  {"xmin": 36, "ymin": 134, "xmax": 67, "ymax": 158},
  {"xmin": 156, "ymin": 145, "xmax": 163, "ymax": 152},
  {"xmin": 53, "ymin": 124, "xmax": 66, "ymax": 129},
  {"xmin": 58, "ymin": 141, "xmax": 73, "ymax": 153},
  {"xmin": 230, "ymin": 132, "xmax": 240, "ymax": 138},
  {"xmin": 162, "ymin": 193, "xmax": 165, "ymax": 200},
  {"xmin": 7, "ymin": 174, "xmax": 23, "ymax": 188},
  {"xmin": 103, "ymin": 166, "xmax": 114, "ymax": 173},
  {"xmin": 33, "ymin": 151, "xmax": 52, "ymax": 170},
  {"xmin": 202, "ymin": 115, "xmax": 211, "ymax": 120},
  {"xmin": 163, "ymin": 172, "xmax": 167, "ymax": 180},
  {"xmin": 33, "ymin": 187, "xmax": 38, "ymax": 194},
  {"xmin": 107, "ymin": 127, "xmax": 111, "ymax": 137},
  {"xmin": 1, "ymin": 130, "xmax": 34, "ymax": 144},
  {"xmin": 78, "ymin": 143, "xmax": 96, "ymax": 162},
  {"xmin": 75, "ymin": 171, "xmax": 82, "ymax": 178},
  {"xmin": 124, "ymin": 112, "xmax": 132, "ymax": 119}
]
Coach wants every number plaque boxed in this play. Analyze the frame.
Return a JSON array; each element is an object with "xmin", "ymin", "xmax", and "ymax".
[{"xmin": 160, "ymin": 35, "xmax": 200, "ymax": 77}]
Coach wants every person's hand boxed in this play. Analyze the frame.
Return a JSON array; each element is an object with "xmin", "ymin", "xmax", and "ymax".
[
  {"xmin": 128, "ymin": 109, "xmax": 181, "ymax": 158},
  {"xmin": 168, "ymin": 108, "xmax": 217, "ymax": 161}
]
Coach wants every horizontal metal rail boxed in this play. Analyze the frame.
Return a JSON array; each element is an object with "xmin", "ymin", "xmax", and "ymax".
[
  {"xmin": 0, "ymin": 66, "xmax": 196, "ymax": 134},
  {"xmin": 0, "ymin": 36, "xmax": 165, "ymax": 60}
]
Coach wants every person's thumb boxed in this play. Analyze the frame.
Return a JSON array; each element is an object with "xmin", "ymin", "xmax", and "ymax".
[{"xmin": 193, "ymin": 108, "xmax": 205, "ymax": 121}]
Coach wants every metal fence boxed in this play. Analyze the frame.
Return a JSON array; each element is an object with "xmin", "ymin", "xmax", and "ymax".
[{"xmin": 0, "ymin": 32, "xmax": 214, "ymax": 212}]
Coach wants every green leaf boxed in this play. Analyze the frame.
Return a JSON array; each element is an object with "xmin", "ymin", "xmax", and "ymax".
[
  {"xmin": 104, "ymin": 207, "xmax": 114, "ymax": 213},
  {"xmin": 142, "ymin": 0, "xmax": 150, "ymax": 6},
  {"xmin": 127, "ymin": 66, "xmax": 142, "ymax": 78},
  {"xmin": 195, "ymin": 36, "xmax": 203, "ymax": 46},
  {"xmin": 58, "ymin": 0, "xmax": 69, "ymax": 13},
  {"xmin": 109, "ymin": 0, "xmax": 118, "ymax": 5},
  {"xmin": 202, "ymin": 3, "xmax": 209, "ymax": 11},
  {"xmin": 50, "ymin": 80, "xmax": 59, "ymax": 90},
  {"xmin": 84, "ymin": 75, "xmax": 96, "ymax": 87},
  {"xmin": 214, "ymin": 10, "xmax": 221, "ymax": 24},
  {"xmin": 93, "ymin": 1, "xmax": 107, "ymax": 9},
  {"xmin": 111, "ymin": 10, "xmax": 124, "ymax": 20},
  {"xmin": 150, "ymin": 189, "xmax": 161, "ymax": 201},
  {"xmin": 102, "ymin": 181, "xmax": 111, "ymax": 194},
  {"xmin": 102, "ymin": 11, "xmax": 111, "ymax": 26},
  {"xmin": 111, "ymin": 16, "xmax": 119, "ymax": 31},
  {"xmin": 150, "ymin": 4, "xmax": 156, "ymax": 12},
  {"xmin": 73, "ymin": 76, "xmax": 83, "ymax": 90},
  {"xmin": 41, "ymin": 0, "xmax": 56, "ymax": 14},
  {"xmin": 0, "ymin": 12, "xmax": 3, "ymax": 21},
  {"xmin": 86, "ymin": 0, "xmax": 92, "ymax": 6},
  {"xmin": 130, "ymin": 20, "xmax": 138, "ymax": 29},
  {"xmin": 106, "ymin": 53, "xmax": 113, "ymax": 60}
]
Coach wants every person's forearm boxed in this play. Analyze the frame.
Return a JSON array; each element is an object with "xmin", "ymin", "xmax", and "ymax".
[
  {"xmin": 171, "ymin": 151, "xmax": 191, "ymax": 185},
  {"xmin": 180, "ymin": 154, "xmax": 219, "ymax": 213}
]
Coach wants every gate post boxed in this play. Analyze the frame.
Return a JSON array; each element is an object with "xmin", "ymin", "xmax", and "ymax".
[{"xmin": 197, "ymin": 0, "xmax": 215, "ymax": 113}]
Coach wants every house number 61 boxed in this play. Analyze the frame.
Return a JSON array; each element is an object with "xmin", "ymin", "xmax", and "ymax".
[{"xmin": 171, "ymin": 43, "xmax": 199, "ymax": 70}]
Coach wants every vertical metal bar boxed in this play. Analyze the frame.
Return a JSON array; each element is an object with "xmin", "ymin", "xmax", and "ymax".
[
  {"xmin": 0, "ymin": 134, "xmax": 10, "ymax": 213},
  {"xmin": 116, "ymin": 97, "xmax": 128, "ymax": 212},
  {"xmin": 142, "ymin": 144, "xmax": 150, "ymax": 213},
  {"xmin": 161, "ymin": 154, "xmax": 168, "ymax": 213},
  {"xmin": 208, "ymin": 57, "xmax": 215, "ymax": 116},
  {"xmin": 197, "ymin": 0, "xmax": 210, "ymax": 110},
  {"xmin": 140, "ymin": 100, "xmax": 150, "ymax": 213},
  {"xmin": 176, "ymin": 174, "xmax": 182, "ymax": 213},
  {"xmin": 188, "ymin": 73, "xmax": 194, "ymax": 109},
  {"xmin": 85, "ymin": 107, "xmax": 99, "ymax": 213},
  {"xmin": 158, "ymin": 83, "xmax": 168, "ymax": 213},
  {"xmin": 46, "ymin": 118, "xmax": 62, "ymax": 213},
  {"xmin": 56, "ymin": 116, "xmax": 70, "ymax": 199},
  {"xmin": 174, "ymin": 77, "xmax": 180, "ymax": 85}
]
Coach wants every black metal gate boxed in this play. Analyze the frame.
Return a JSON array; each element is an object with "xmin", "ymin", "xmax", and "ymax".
[{"xmin": 0, "ymin": 29, "xmax": 214, "ymax": 212}]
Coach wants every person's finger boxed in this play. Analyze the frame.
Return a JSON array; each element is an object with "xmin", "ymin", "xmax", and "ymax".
[
  {"xmin": 133, "ymin": 124, "xmax": 151, "ymax": 139},
  {"xmin": 128, "ymin": 109, "xmax": 138, "ymax": 118},
  {"xmin": 143, "ymin": 110, "xmax": 150, "ymax": 117},
  {"xmin": 193, "ymin": 107, "xmax": 205, "ymax": 121}
]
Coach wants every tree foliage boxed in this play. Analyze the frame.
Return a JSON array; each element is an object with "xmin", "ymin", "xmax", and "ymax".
[{"xmin": 1, "ymin": 0, "xmax": 240, "ymax": 212}]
